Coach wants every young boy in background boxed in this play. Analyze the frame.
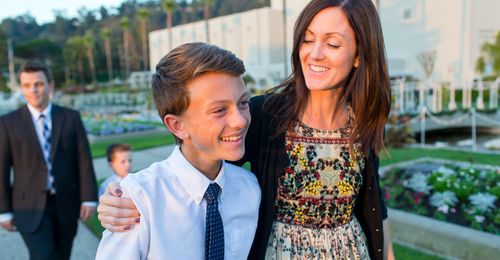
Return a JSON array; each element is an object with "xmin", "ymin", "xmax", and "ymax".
[
  {"xmin": 98, "ymin": 143, "xmax": 132, "ymax": 197},
  {"xmin": 96, "ymin": 42, "xmax": 261, "ymax": 259}
]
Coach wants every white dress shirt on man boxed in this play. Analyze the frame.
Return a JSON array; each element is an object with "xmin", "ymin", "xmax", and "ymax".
[{"xmin": 96, "ymin": 146, "xmax": 261, "ymax": 260}]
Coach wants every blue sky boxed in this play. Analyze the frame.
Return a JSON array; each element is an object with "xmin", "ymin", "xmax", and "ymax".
[{"xmin": 0, "ymin": 0, "xmax": 130, "ymax": 24}]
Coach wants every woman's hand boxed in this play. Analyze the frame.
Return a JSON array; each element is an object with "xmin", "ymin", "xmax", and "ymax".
[{"xmin": 97, "ymin": 182, "xmax": 141, "ymax": 232}]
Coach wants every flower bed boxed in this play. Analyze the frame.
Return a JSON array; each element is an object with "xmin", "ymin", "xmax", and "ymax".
[
  {"xmin": 82, "ymin": 114, "xmax": 159, "ymax": 136},
  {"xmin": 381, "ymin": 159, "xmax": 499, "ymax": 235}
]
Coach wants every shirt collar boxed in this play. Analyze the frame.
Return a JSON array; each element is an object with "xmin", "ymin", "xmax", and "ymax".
[
  {"xmin": 27, "ymin": 103, "xmax": 52, "ymax": 120},
  {"xmin": 168, "ymin": 146, "xmax": 226, "ymax": 205}
]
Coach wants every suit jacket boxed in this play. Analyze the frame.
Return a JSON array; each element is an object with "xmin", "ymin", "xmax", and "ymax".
[{"xmin": 0, "ymin": 104, "xmax": 97, "ymax": 233}]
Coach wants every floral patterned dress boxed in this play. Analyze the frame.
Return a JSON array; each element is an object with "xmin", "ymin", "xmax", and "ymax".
[{"xmin": 265, "ymin": 112, "xmax": 370, "ymax": 260}]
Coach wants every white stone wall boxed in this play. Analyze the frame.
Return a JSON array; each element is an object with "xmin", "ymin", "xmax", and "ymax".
[
  {"xmin": 149, "ymin": 0, "xmax": 500, "ymax": 87},
  {"xmin": 148, "ymin": 7, "xmax": 286, "ymax": 88},
  {"xmin": 381, "ymin": 0, "xmax": 500, "ymax": 83}
]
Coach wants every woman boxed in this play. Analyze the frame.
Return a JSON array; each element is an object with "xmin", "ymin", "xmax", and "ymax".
[{"xmin": 98, "ymin": 0, "xmax": 394, "ymax": 259}]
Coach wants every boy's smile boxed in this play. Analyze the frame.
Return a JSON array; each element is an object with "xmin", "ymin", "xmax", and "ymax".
[{"xmin": 173, "ymin": 72, "xmax": 250, "ymax": 178}]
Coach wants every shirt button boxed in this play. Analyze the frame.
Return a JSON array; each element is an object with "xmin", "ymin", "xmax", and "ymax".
[
  {"xmin": 377, "ymin": 249, "xmax": 382, "ymax": 252},
  {"xmin": 372, "ymin": 208, "xmax": 376, "ymax": 211},
  {"xmin": 376, "ymin": 229, "xmax": 380, "ymax": 232}
]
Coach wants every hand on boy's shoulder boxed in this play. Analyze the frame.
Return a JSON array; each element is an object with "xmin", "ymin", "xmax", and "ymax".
[{"xmin": 97, "ymin": 182, "xmax": 140, "ymax": 232}]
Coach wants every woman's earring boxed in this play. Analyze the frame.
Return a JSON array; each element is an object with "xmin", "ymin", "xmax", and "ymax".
[{"xmin": 354, "ymin": 59, "xmax": 360, "ymax": 68}]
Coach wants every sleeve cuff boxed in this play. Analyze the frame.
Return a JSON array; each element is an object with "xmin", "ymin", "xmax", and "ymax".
[
  {"xmin": 82, "ymin": 201, "xmax": 98, "ymax": 207},
  {"xmin": 0, "ymin": 212, "xmax": 13, "ymax": 222}
]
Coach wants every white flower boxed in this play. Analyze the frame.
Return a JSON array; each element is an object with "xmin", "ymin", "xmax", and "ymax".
[
  {"xmin": 434, "ymin": 166, "xmax": 455, "ymax": 177},
  {"xmin": 404, "ymin": 172, "xmax": 432, "ymax": 194},
  {"xmin": 437, "ymin": 205, "xmax": 449, "ymax": 214},
  {"xmin": 474, "ymin": 215, "xmax": 485, "ymax": 223},
  {"xmin": 469, "ymin": 193, "xmax": 497, "ymax": 213},
  {"xmin": 430, "ymin": 191, "xmax": 458, "ymax": 210}
]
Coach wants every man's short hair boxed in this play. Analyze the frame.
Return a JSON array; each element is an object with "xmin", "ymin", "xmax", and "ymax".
[
  {"xmin": 106, "ymin": 143, "xmax": 132, "ymax": 162},
  {"xmin": 18, "ymin": 60, "xmax": 53, "ymax": 83},
  {"xmin": 152, "ymin": 42, "xmax": 246, "ymax": 121}
]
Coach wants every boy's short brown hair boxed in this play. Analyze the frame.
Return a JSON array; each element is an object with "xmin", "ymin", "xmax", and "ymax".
[
  {"xmin": 18, "ymin": 60, "xmax": 53, "ymax": 83},
  {"xmin": 106, "ymin": 143, "xmax": 132, "ymax": 162},
  {"xmin": 152, "ymin": 42, "xmax": 245, "ymax": 120}
]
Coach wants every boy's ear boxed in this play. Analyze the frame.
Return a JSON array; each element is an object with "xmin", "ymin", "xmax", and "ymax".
[{"xmin": 163, "ymin": 114, "xmax": 188, "ymax": 140}]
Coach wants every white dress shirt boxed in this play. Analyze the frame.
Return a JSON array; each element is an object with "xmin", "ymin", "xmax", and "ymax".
[{"xmin": 96, "ymin": 146, "xmax": 261, "ymax": 260}]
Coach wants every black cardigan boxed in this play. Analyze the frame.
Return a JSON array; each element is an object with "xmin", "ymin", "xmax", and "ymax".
[{"xmin": 233, "ymin": 95, "xmax": 387, "ymax": 260}]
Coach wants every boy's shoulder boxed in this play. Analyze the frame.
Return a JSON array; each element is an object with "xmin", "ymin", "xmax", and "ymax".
[
  {"xmin": 224, "ymin": 163, "xmax": 258, "ymax": 186},
  {"xmin": 121, "ymin": 159, "xmax": 173, "ymax": 190}
]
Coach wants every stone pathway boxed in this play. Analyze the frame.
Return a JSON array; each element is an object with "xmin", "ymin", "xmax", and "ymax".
[{"xmin": 0, "ymin": 145, "xmax": 175, "ymax": 260}]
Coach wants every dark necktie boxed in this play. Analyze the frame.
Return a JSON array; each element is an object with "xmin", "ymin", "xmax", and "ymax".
[
  {"xmin": 204, "ymin": 183, "xmax": 224, "ymax": 260},
  {"xmin": 39, "ymin": 114, "xmax": 54, "ymax": 192}
]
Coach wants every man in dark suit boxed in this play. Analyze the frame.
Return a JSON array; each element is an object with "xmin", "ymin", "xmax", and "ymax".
[{"xmin": 0, "ymin": 61, "xmax": 98, "ymax": 260}]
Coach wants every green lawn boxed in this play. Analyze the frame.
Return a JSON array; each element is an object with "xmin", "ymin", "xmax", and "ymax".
[
  {"xmin": 90, "ymin": 132, "xmax": 176, "ymax": 158},
  {"xmin": 381, "ymin": 147, "xmax": 499, "ymax": 166},
  {"xmin": 394, "ymin": 243, "xmax": 444, "ymax": 260}
]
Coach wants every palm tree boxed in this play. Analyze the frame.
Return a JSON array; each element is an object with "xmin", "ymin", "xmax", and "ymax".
[
  {"xmin": 201, "ymin": 0, "xmax": 215, "ymax": 42},
  {"xmin": 64, "ymin": 36, "xmax": 86, "ymax": 85},
  {"xmin": 101, "ymin": 28, "xmax": 113, "ymax": 84},
  {"xmin": 161, "ymin": 0, "xmax": 176, "ymax": 50},
  {"xmin": 83, "ymin": 31, "xmax": 97, "ymax": 86},
  {"xmin": 138, "ymin": 8, "xmax": 150, "ymax": 71},
  {"xmin": 120, "ymin": 17, "xmax": 131, "ymax": 84}
]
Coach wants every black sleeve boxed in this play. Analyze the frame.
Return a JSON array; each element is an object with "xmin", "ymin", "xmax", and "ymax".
[
  {"xmin": 73, "ymin": 111, "xmax": 98, "ymax": 202},
  {"xmin": 0, "ymin": 117, "xmax": 13, "ymax": 213},
  {"xmin": 373, "ymin": 154, "xmax": 388, "ymax": 220}
]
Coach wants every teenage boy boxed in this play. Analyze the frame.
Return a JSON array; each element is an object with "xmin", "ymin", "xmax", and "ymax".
[
  {"xmin": 98, "ymin": 143, "xmax": 132, "ymax": 197},
  {"xmin": 96, "ymin": 42, "xmax": 261, "ymax": 259}
]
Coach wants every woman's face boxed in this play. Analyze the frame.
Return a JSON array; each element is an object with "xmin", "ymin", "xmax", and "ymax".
[{"xmin": 299, "ymin": 7, "xmax": 358, "ymax": 92}]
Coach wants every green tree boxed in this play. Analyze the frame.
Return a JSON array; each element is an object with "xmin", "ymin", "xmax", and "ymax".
[
  {"xmin": 161, "ymin": 0, "xmax": 177, "ymax": 50},
  {"xmin": 0, "ymin": 31, "xmax": 7, "ymax": 91},
  {"xmin": 201, "ymin": 0, "xmax": 215, "ymax": 42},
  {"xmin": 120, "ymin": 17, "xmax": 131, "ymax": 82},
  {"xmin": 83, "ymin": 31, "xmax": 97, "ymax": 86},
  {"xmin": 101, "ymin": 28, "xmax": 113, "ymax": 83},
  {"xmin": 481, "ymin": 32, "xmax": 500, "ymax": 77},
  {"xmin": 475, "ymin": 56, "xmax": 486, "ymax": 78},
  {"xmin": 138, "ymin": 8, "xmax": 150, "ymax": 70},
  {"xmin": 64, "ymin": 36, "xmax": 86, "ymax": 85}
]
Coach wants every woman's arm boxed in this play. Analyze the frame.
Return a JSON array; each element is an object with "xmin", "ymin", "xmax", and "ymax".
[
  {"xmin": 97, "ymin": 182, "xmax": 141, "ymax": 232},
  {"xmin": 96, "ymin": 185, "xmax": 144, "ymax": 259}
]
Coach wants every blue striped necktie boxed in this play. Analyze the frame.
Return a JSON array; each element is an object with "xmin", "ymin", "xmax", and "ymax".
[
  {"xmin": 38, "ymin": 114, "xmax": 54, "ymax": 192},
  {"xmin": 204, "ymin": 183, "xmax": 224, "ymax": 260}
]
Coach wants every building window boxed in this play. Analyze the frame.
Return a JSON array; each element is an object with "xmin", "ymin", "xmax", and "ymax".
[
  {"xmin": 402, "ymin": 7, "xmax": 415, "ymax": 23},
  {"xmin": 403, "ymin": 8, "xmax": 412, "ymax": 20}
]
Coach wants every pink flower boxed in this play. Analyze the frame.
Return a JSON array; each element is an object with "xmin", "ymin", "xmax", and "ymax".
[{"xmin": 412, "ymin": 193, "xmax": 423, "ymax": 204}]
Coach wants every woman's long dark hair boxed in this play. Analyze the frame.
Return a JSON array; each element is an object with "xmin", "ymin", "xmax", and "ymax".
[{"xmin": 264, "ymin": 0, "xmax": 391, "ymax": 156}]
